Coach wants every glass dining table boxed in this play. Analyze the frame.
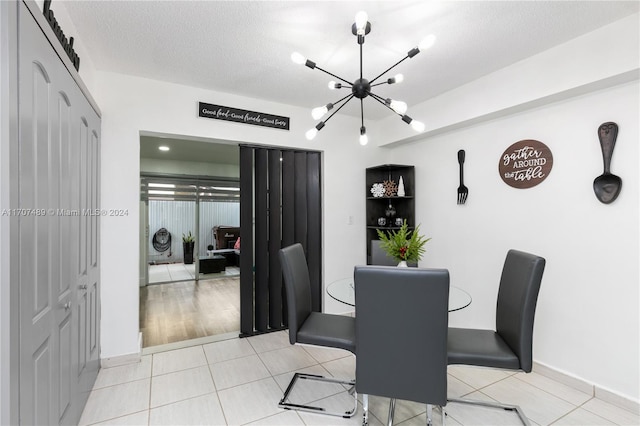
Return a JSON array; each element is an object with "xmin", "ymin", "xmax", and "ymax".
[{"xmin": 327, "ymin": 277, "xmax": 472, "ymax": 312}]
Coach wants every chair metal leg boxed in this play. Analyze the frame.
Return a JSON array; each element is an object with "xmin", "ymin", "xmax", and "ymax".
[
  {"xmin": 447, "ymin": 397, "xmax": 530, "ymax": 426},
  {"xmin": 278, "ymin": 372, "xmax": 358, "ymax": 418},
  {"xmin": 387, "ymin": 398, "xmax": 396, "ymax": 426},
  {"xmin": 362, "ymin": 394, "xmax": 369, "ymax": 426}
]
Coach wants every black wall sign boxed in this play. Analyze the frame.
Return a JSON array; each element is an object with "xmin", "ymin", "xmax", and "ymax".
[
  {"xmin": 43, "ymin": 0, "xmax": 81, "ymax": 71},
  {"xmin": 199, "ymin": 102, "xmax": 290, "ymax": 131}
]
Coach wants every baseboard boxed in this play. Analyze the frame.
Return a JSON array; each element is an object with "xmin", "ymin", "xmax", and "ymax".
[
  {"xmin": 100, "ymin": 333, "xmax": 143, "ymax": 368},
  {"xmin": 595, "ymin": 386, "xmax": 640, "ymax": 415},
  {"xmin": 100, "ymin": 351, "xmax": 142, "ymax": 368},
  {"xmin": 533, "ymin": 361, "xmax": 639, "ymax": 414}
]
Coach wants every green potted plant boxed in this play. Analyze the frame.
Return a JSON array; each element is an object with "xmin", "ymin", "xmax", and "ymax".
[
  {"xmin": 376, "ymin": 219, "xmax": 430, "ymax": 266},
  {"xmin": 182, "ymin": 231, "xmax": 195, "ymax": 264}
]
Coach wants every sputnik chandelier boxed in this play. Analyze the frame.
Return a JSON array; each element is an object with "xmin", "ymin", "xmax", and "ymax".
[{"xmin": 292, "ymin": 11, "xmax": 435, "ymax": 145}]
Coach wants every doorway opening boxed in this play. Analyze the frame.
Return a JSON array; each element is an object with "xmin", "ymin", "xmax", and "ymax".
[{"xmin": 139, "ymin": 133, "xmax": 240, "ymax": 349}]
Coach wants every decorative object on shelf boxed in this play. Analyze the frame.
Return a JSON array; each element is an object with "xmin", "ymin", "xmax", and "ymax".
[
  {"xmin": 395, "ymin": 218, "xmax": 404, "ymax": 227},
  {"xmin": 383, "ymin": 179, "xmax": 398, "ymax": 197},
  {"xmin": 397, "ymin": 176, "xmax": 406, "ymax": 197},
  {"xmin": 370, "ymin": 182, "xmax": 385, "ymax": 197},
  {"xmin": 499, "ymin": 140, "xmax": 553, "ymax": 189},
  {"xmin": 384, "ymin": 202, "xmax": 396, "ymax": 220},
  {"xmin": 376, "ymin": 219, "xmax": 430, "ymax": 266},
  {"xmin": 292, "ymin": 11, "xmax": 434, "ymax": 145},
  {"xmin": 593, "ymin": 122, "xmax": 621, "ymax": 204},
  {"xmin": 457, "ymin": 150, "xmax": 468, "ymax": 204},
  {"xmin": 182, "ymin": 231, "xmax": 195, "ymax": 265},
  {"xmin": 377, "ymin": 217, "xmax": 387, "ymax": 226}
]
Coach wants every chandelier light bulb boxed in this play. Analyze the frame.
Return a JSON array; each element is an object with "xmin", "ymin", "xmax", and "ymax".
[
  {"xmin": 328, "ymin": 81, "xmax": 342, "ymax": 90},
  {"xmin": 411, "ymin": 120, "xmax": 425, "ymax": 132},
  {"xmin": 359, "ymin": 126, "xmax": 368, "ymax": 145},
  {"xmin": 291, "ymin": 52, "xmax": 306, "ymax": 65},
  {"xmin": 311, "ymin": 106, "xmax": 328, "ymax": 120},
  {"xmin": 418, "ymin": 34, "xmax": 436, "ymax": 51},
  {"xmin": 389, "ymin": 99, "xmax": 408, "ymax": 115},
  {"xmin": 305, "ymin": 128, "xmax": 319, "ymax": 140},
  {"xmin": 387, "ymin": 73, "xmax": 404, "ymax": 84},
  {"xmin": 354, "ymin": 11, "xmax": 368, "ymax": 34}
]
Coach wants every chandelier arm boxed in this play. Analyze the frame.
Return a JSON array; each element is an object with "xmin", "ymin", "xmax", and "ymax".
[
  {"xmin": 369, "ymin": 92, "xmax": 403, "ymax": 116},
  {"xmin": 314, "ymin": 65, "xmax": 353, "ymax": 86},
  {"xmin": 360, "ymin": 98, "xmax": 365, "ymax": 128},
  {"xmin": 369, "ymin": 55, "xmax": 410, "ymax": 85},
  {"xmin": 360, "ymin": 41, "xmax": 364, "ymax": 80},
  {"xmin": 370, "ymin": 81, "xmax": 391, "ymax": 88},
  {"xmin": 329, "ymin": 92, "xmax": 355, "ymax": 108},
  {"xmin": 322, "ymin": 95, "xmax": 355, "ymax": 125}
]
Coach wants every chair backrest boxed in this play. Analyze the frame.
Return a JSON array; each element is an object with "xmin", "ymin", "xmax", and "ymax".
[
  {"xmin": 371, "ymin": 240, "xmax": 417, "ymax": 267},
  {"xmin": 495, "ymin": 249, "xmax": 546, "ymax": 373},
  {"xmin": 370, "ymin": 240, "xmax": 397, "ymax": 266},
  {"xmin": 355, "ymin": 265, "xmax": 450, "ymax": 406},
  {"xmin": 279, "ymin": 244, "xmax": 312, "ymax": 345}
]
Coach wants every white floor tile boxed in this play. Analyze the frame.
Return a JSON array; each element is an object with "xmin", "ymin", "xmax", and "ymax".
[
  {"xmin": 203, "ymin": 337, "xmax": 256, "ymax": 364},
  {"xmin": 552, "ymin": 407, "xmax": 615, "ymax": 425},
  {"xmin": 247, "ymin": 330, "xmax": 291, "ymax": 353},
  {"xmin": 581, "ymin": 398, "xmax": 640, "ymax": 425},
  {"xmin": 209, "ymin": 354, "xmax": 271, "ymax": 390},
  {"xmin": 447, "ymin": 365, "xmax": 514, "ymax": 389},
  {"xmin": 273, "ymin": 365, "xmax": 350, "ymax": 406},
  {"xmin": 514, "ymin": 372, "xmax": 592, "ymax": 406},
  {"xmin": 445, "ymin": 391, "xmax": 528, "ymax": 426},
  {"xmin": 152, "ymin": 345, "xmax": 207, "ymax": 376},
  {"xmin": 258, "ymin": 345, "xmax": 318, "ymax": 376},
  {"xmin": 301, "ymin": 344, "xmax": 352, "ymax": 364},
  {"xmin": 217, "ymin": 377, "xmax": 284, "ymax": 425},
  {"xmin": 481, "ymin": 376, "xmax": 575, "ymax": 425},
  {"xmin": 92, "ymin": 410, "xmax": 149, "ymax": 426},
  {"xmin": 246, "ymin": 410, "xmax": 305, "ymax": 425},
  {"xmin": 321, "ymin": 354, "xmax": 356, "ymax": 380},
  {"xmin": 150, "ymin": 365, "xmax": 215, "ymax": 408},
  {"xmin": 296, "ymin": 392, "xmax": 367, "ymax": 425},
  {"xmin": 79, "ymin": 335, "xmax": 636, "ymax": 426},
  {"xmin": 148, "ymin": 393, "xmax": 226, "ymax": 425},
  {"xmin": 79, "ymin": 379, "xmax": 151, "ymax": 426},
  {"xmin": 93, "ymin": 355, "xmax": 152, "ymax": 389}
]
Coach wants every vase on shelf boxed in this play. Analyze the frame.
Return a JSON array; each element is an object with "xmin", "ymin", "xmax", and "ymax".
[
  {"xmin": 397, "ymin": 260, "xmax": 408, "ymax": 267},
  {"xmin": 385, "ymin": 202, "xmax": 396, "ymax": 221},
  {"xmin": 397, "ymin": 176, "xmax": 405, "ymax": 197}
]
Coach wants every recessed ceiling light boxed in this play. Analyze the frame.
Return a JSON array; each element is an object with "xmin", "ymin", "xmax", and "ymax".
[{"xmin": 158, "ymin": 146, "xmax": 170, "ymax": 151}]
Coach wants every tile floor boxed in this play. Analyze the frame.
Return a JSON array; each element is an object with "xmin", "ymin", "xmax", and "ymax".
[
  {"xmin": 148, "ymin": 263, "xmax": 240, "ymax": 284},
  {"xmin": 80, "ymin": 331, "xmax": 639, "ymax": 426}
]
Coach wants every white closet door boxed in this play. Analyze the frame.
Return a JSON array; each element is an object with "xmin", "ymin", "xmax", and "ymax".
[{"xmin": 18, "ymin": 3, "xmax": 100, "ymax": 424}]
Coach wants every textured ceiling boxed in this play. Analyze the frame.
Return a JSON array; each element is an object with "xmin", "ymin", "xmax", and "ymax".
[{"xmin": 64, "ymin": 0, "xmax": 639, "ymax": 122}]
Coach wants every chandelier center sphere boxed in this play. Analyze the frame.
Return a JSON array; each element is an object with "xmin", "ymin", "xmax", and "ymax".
[{"xmin": 352, "ymin": 78, "xmax": 371, "ymax": 99}]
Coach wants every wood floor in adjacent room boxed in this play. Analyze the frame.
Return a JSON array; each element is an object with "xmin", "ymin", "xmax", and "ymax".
[{"xmin": 139, "ymin": 276, "xmax": 240, "ymax": 348}]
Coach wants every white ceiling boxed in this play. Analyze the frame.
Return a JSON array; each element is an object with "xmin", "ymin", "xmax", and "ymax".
[{"xmin": 64, "ymin": 0, "xmax": 639, "ymax": 122}]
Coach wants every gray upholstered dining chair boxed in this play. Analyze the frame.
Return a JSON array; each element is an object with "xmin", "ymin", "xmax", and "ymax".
[
  {"xmin": 447, "ymin": 249, "xmax": 546, "ymax": 425},
  {"xmin": 355, "ymin": 265, "xmax": 450, "ymax": 426},
  {"xmin": 278, "ymin": 243, "xmax": 357, "ymax": 417}
]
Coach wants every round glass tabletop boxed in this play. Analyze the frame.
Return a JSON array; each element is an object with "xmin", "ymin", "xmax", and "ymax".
[{"xmin": 327, "ymin": 277, "xmax": 472, "ymax": 312}]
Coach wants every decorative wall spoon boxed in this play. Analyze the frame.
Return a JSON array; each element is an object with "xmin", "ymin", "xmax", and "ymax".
[{"xmin": 593, "ymin": 122, "xmax": 622, "ymax": 204}]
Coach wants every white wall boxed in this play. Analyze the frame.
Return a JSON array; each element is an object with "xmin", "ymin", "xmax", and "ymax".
[
  {"xmin": 95, "ymin": 71, "xmax": 382, "ymax": 359},
  {"xmin": 391, "ymin": 80, "xmax": 639, "ymax": 402}
]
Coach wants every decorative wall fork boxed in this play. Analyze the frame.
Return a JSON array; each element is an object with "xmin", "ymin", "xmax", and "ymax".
[{"xmin": 457, "ymin": 150, "xmax": 468, "ymax": 204}]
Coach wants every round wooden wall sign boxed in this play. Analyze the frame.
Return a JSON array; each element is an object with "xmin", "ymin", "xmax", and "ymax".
[{"xmin": 499, "ymin": 140, "xmax": 553, "ymax": 189}]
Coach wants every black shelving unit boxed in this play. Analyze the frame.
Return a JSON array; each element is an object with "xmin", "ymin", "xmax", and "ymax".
[{"xmin": 366, "ymin": 164, "xmax": 415, "ymax": 264}]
